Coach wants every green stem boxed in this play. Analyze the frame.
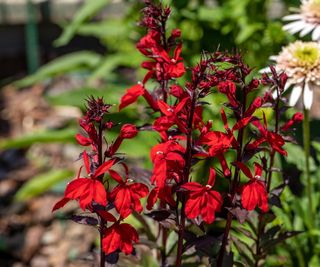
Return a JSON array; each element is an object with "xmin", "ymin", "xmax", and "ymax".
[{"xmin": 303, "ymin": 108, "xmax": 313, "ymax": 227}]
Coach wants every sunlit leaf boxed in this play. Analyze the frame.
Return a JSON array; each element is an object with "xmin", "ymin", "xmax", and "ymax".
[
  {"xmin": 15, "ymin": 169, "xmax": 74, "ymax": 201},
  {"xmin": 0, "ymin": 128, "xmax": 77, "ymax": 150}
]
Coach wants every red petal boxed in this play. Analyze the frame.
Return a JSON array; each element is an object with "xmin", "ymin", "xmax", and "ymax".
[
  {"xmin": 147, "ymin": 187, "xmax": 159, "ymax": 210},
  {"xmin": 97, "ymin": 210, "xmax": 117, "ymax": 222},
  {"xmin": 52, "ymin": 197, "xmax": 70, "ymax": 212},
  {"xmin": 94, "ymin": 159, "xmax": 116, "ymax": 178},
  {"xmin": 207, "ymin": 168, "xmax": 216, "ymax": 187},
  {"xmin": 180, "ymin": 182, "xmax": 203, "ymax": 191},
  {"xmin": 158, "ymin": 100, "xmax": 172, "ymax": 116},
  {"xmin": 232, "ymin": 116, "xmax": 254, "ymax": 131},
  {"xmin": 130, "ymin": 183, "xmax": 149, "ymax": 198},
  {"xmin": 254, "ymin": 162, "xmax": 263, "ymax": 177},
  {"xmin": 184, "ymin": 193, "xmax": 203, "ymax": 219},
  {"xmin": 75, "ymin": 134, "xmax": 91, "ymax": 146},
  {"xmin": 119, "ymin": 84, "xmax": 145, "ymax": 110},
  {"xmin": 108, "ymin": 169, "xmax": 124, "ymax": 184},
  {"xmin": 82, "ymin": 150, "xmax": 90, "ymax": 175},
  {"xmin": 102, "ymin": 226, "xmax": 121, "ymax": 255},
  {"xmin": 119, "ymin": 223, "xmax": 139, "ymax": 255},
  {"xmin": 234, "ymin": 162, "xmax": 253, "ymax": 179},
  {"xmin": 113, "ymin": 186, "xmax": 132, "ymax": 218}
]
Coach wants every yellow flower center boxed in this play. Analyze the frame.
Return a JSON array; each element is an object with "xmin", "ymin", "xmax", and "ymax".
[
  {"xmin": 293, "ymin": 45, "xmax": 319, "ymax": 67},
  {"xmin": 303, "ymin": 0, "xmax": 320, "ymax": 19}
]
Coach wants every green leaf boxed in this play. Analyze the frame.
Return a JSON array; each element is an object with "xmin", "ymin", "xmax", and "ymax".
[
  {"xmin": 15, "ymin": 169, "xmax": 74, "ymax": 201},
  {"xmin": 0, "ymin": 128, "xmax": 77, "ymax": 150},
  {"xmin": 15, "ymin": 51, "xmax": 101, "ymax": 88},
  {"xmin": 236, "ymin": 23, "xmax": 263, "ymax": 44},
  {"xmin": 284, "ymin": 143, "xmax": 316, "ymax": 172},
  {"xmin": 54, "ymin": 0, "xmax": 111, "ymax": 47}
]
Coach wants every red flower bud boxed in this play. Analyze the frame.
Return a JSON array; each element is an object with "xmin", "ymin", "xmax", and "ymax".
[{"xmin": 120, "ymin": 124, "xmax": 138, "ymax": 139}]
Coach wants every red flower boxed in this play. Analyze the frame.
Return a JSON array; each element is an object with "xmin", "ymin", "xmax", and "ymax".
[
  {"xmin": 150, "ymin": 140, "xmax": 185, "ymax": 188},
  {"xmin": 147, "ymin": 185, "xmax": 176, "ymax": 210},
  {"xmin": 153, "ymin": 97, "xmax": 189, "ymax": 133},
  {"xmin": 102, "ymin": 223, "xmax": 139, "ymax": 255},
  {"xmin": 119, "ymin": 83, "xmax": 158, "ymax": 111},
  {"xmin": 217, "ymin": 81, "xmax": 239, "ymax": 108},
  {"xmin": 119, "ymin": 84, "xmax": 145, "ymax": 110},
  {"xmin": 235, "ymin": 162, "xmax": 268, "ymax": 212},
  {"xmin": 248, "ymin": 113, "xmax": 287, "ymax": 156},
  {"xmin": 199, "ymin": 130, "xmax": 234, "ymax": 176},
  {"xmin": 181, "ymin": 168, "xmax": 223, "ymax": 224},
  {"xmin": 52, "ymin": 152, "xmax": 116, "ymax": 211},
  {"xmin": 281, "ymin": 112, "xmax": 303, "ymax": 132},
  {"xmin": 109, "ymin": 170, "xmax": 149, "ymax": 218},
  {"xmin": 120, "ymin": 124, "xmax": 138, "ymax": 139},
  {"xmin": 106, "ymin": 124, "xmax": 138, "ymax": 157}
]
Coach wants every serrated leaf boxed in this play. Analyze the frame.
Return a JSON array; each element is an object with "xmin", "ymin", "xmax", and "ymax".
[
  {"xmin": 15, "ymin": 51, "xmax": 101, "ymax": 88},
  {"xmin": 0, "ymin": 128, "xmax": 77, "ymax": 150},
  {"xmin": 54, "ymin": 0, "xmax": 111, "ymax": 47},
  {"xmin": 15, "ymin": 169, "xmax": 74, "ymax": 201}
]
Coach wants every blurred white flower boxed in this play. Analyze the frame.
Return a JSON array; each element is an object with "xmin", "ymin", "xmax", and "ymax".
[
  {"xmin": 283, "ymin": 0, "xmax": 320, "ymax": 40},
  {"xmin": 270, "ymin": 41, "xmax": 320, "ymax": 109}
]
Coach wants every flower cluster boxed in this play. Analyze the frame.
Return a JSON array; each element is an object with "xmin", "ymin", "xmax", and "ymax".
[
  {"xmin": 53, "ymin": 1, "xmax": 303, "ymax": 266},
  {"xmin": 118, "ymin": 2, "xmax": 303, "ymax": 265},
  {"xmin": 53, "ymin": 97, "xmax": 149, "ymax": 257}
]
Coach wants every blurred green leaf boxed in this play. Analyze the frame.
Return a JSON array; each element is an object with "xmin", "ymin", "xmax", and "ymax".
[
  {"xmin": 47, "ymin": 86, "xmax": 122, "ymax": 108},
  {"xmin": 0, "ymin": 128, "xmax": 76, "ymax": 150},
  {"xmin": 54, "ymin": 0, "xmax": 111, "ymax": 46},
  {"xmin": 15, "ymin": 51, "xmax": 101, "ymax": 88},
  {"xmin": 15, "ymin": 169, "xmax": 74, "ymax": 201},
  {"xmin": 141, "ymin": 254, "xmax": 158, "ymax": 267},
  {"xmin": 236, "ymin": 23, "xmax": 263, "ymax": 44},
  {"xmin": 284, "ymin": 143, "xmax": 316, "ymax": 172}
]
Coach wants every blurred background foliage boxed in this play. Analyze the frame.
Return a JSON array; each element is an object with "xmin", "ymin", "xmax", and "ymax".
[{"xmin": 2, "ymin": 0, "xmax": 320, "ymax": 266}]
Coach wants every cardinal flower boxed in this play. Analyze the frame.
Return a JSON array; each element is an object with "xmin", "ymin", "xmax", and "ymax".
[
  {"xmin": 199, "ymin": 130, "xmax": 234, "ymax": 176},
  {"xmin": 108, "ymin": 169, "xmax": 149, "ymax": 218},
  {"xmin": 235, "ymin": 162, "xmax": 268, "ymax": 212},
  {"xmin": 119, "ymin": 83, "xmax": 158, "ymax": 111},
  {"xmin": 248, "ymin": 113, "xmax": 287, "ymax": 156},
  {"xmin": 102, "ymin": 222, "xmax": 139, "ymax": 255},
  {"xmin": 52, "ymin": 151, "xmax": 116, "ymax": 211},
  {"xmin": 283, "ymin": 0, "xmax": 320, "ymax": 40},
  {"xmin": 181, "ymin": 168, "xmax": 223, "ymax": 224},
  {"xmin": 150, "ymin": 140, "xmax": 185, "ymax": 188},
  {"xmin": 269, "ymin": 41, "xmax": 320, "ymax": 109},
  {"xmin": 281, "ymin": 112, "xmax": 304, "ymax": 131}
]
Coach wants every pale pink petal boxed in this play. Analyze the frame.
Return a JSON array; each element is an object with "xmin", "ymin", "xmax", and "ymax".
[
  {"xmin": 282, "ymin": 14, "xmax": 303, "ymax": 21},
  {"xmin": 289, "ymin": 85, "xmax": 303, "ymax": 107},
  {"xmin": 303, "ymin": 82, "xmax": 314, "ymax": 110},
  {"xmin": 312, "ymin": 26, "xmax": 320, "ymax": 40},
  {"xmin": 299, "ymin": 24, "xmax": 316, "ymax": 37},
  {"xmin": 283, "ymin": 21, "xmax": 307, "ymax": 34}
]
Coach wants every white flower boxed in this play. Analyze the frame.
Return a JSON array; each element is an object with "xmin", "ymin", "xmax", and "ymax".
[
  {"xmin": 270, "ymin": 41, "xmax": 320, "ymax": 109},
  {"xmin": 283, "ymin": 0, "xmax": 320, "ymax": 41}
]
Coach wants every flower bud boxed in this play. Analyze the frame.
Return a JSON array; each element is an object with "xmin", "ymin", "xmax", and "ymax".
[{"xmin": 120, "ymin": 124, "xmax": 138, "ymax": 139}]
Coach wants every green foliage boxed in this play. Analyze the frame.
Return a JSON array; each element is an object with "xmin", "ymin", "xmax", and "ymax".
[
  {"xmin": 15, "ymin": 169, "xmax": 74, "ymax": 201},
  {"xmin": 15, "ymin": 51, "xmax": 102, "ymax": 88},
  {"xmin": 54, "ymin": 0, "xmax": 111, "ymax": 47},
  {"xmin": 0, "ymin": 128, "xmax": 77, "ymax": 150}
]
